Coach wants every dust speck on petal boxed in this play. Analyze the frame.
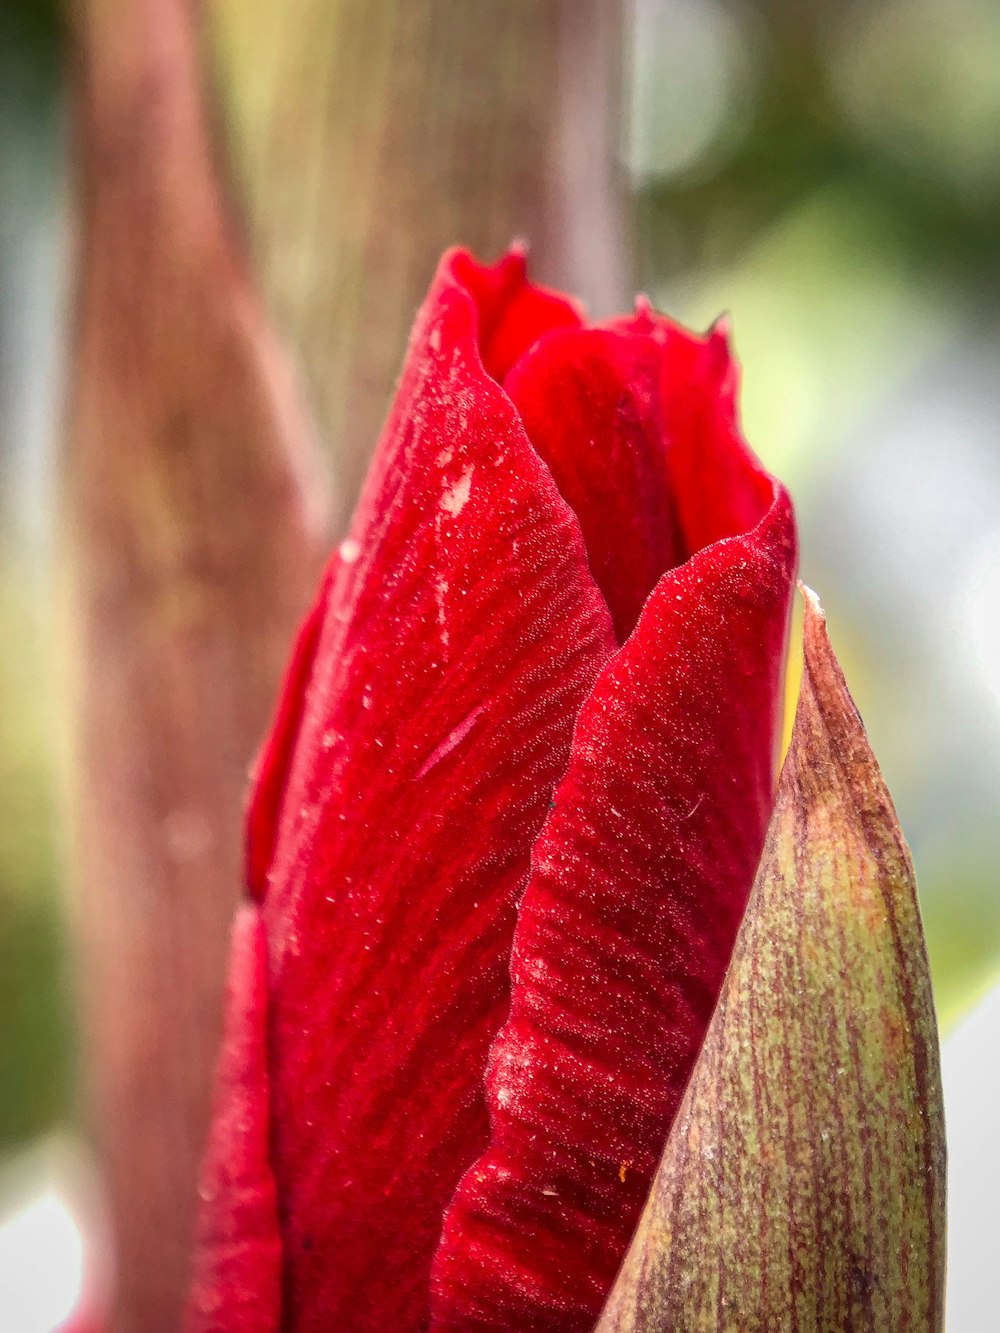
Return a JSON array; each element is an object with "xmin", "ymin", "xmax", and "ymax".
[
  {"xmin": 417, "ymin": 705, "xmax": 487, "ymax": 780},
  {"xmin": 441, "ymin": 466, "xmax": 474, "ymax": 517},
  {"xmin": 435, "ymin": 574, "xmax": 451, "ymax": 653}
]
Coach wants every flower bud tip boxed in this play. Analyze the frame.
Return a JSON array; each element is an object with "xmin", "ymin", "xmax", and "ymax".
[
  {"xmin": 708, "ymin": 311, "xmax": 732, "ymax": 347},
  {"xmin": 797, "ymin": 581, "xmax": 825, "ymax": 620}
]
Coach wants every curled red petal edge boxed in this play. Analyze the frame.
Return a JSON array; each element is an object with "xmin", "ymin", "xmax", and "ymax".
[
  {"xmin": 185, "ymin": 905, "xmax": 282, "ymax": 1333},
  {"xmin": 245, "ymin": 557, "xmax": 338, "ymax": 902}
]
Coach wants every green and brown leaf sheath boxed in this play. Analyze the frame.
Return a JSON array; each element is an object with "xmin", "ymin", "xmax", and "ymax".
[{"xmin": 598, "ymin": 589, "xmax": 946, "ymax": 1333}]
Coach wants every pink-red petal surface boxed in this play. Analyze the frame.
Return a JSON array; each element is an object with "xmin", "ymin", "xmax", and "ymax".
[
  {"xmin": 186, "ymin": 906, "xmax": 282, "ymax": 1332},
  {"xmin": 253, "ymin": 252, "xmax": 617, "ymax": 1331},
  {"xmin": 430, "ymin": 329, "xmax": 796, "ymax": 1332}
]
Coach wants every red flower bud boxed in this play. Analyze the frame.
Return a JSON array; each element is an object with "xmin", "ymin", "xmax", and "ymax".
[{"xmin": 186, "ymin": 248, "xmax": 797, "ymax": 1332}]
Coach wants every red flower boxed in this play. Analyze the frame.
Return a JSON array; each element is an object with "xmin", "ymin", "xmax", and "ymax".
[{"xmin": 186, "ymin": 249, "xmax": 797, "ymax": 1333}]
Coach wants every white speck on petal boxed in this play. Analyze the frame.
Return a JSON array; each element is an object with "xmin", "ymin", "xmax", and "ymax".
[
  {"xmin": 441, "ymin": 466, "xmax": 474, "ymax": 517},
  {"xmin": 339, "ymin": 538, "xmax": 361, "ymax": 564},
  {"xmin": 435, "ymin": 575, "xmax": 450, "ymax": 652}
]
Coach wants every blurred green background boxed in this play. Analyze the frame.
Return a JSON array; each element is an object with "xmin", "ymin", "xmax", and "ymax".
[
  {"xmin": 1, "ymin": 0, "xmax": 71, "ymax": 1158},
  {"xmin": 2, "ymin": 0, "xmax": 999, "ymax": 1187}
]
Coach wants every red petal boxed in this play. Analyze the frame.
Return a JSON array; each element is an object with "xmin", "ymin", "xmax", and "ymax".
[
  {"xmin": 186, "ymin": 906, "xmax": 282, "ymax": 1332},
  {"xmin": 245, "ymin": 560, "xmax": 337, "ymax": 901},
  {"xmin": 430, "ymin": 335, "xmax": 797, "ymax": 1332},
  {"xmin": 451, "ymin": 248, "xmax": 583, "ymax": 382},
  {"xmin": 503, "ymin": 327, "xmax": 686, "ymax": 642},
  {"xmin": 257, "ymin": 252, "xmax": 616, "ymax": 1330}
]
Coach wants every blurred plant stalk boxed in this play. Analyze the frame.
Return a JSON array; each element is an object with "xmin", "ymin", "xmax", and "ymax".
[
  {"xmin": 66, "ymin": 0, "xmax": 326, "ymax": 1328},
  {"xmin": 65, "ymin": 0, "xmax": 626, "ymax": 1328},
  {"xmin": 208, "ymin": 0, "xmax": 629, "ymax": 517}
]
